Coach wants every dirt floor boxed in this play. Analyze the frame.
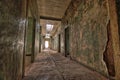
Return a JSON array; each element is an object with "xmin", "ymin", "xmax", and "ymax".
[{"xmin": 23, "ymin": 49, "xmax": 109, "ymax": 80}]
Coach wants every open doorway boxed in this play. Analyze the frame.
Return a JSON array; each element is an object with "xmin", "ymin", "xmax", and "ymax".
[
  {"xmin": 45, "ymin": 41, "xmax": 49, "ymax": 49},
  {"xmin": 65, "ymin": 27, "xmax": 70, "ymax": 57},
  {"xmin": 58, "ymin": 34, "xmax": 61, "ymax": 52},
  {"xmin": 22, "ymin": 18, "xmax": 36, "ymax": 77},
  {"xmin": 25, "ymin": 18, "xmax": 35, "ymax": 63}
]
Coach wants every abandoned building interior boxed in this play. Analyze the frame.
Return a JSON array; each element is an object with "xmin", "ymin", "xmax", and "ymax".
[{"xmin": 1, "ymin": 0, "xmax": 120, "ymax": 80}]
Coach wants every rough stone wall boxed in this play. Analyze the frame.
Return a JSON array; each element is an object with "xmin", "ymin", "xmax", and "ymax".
[
  {"xmin": 109, "ymin": 0, "xmax": 120, "ymax": 79},
  {"xmin": 0, "ymin": 0, "xmax": 25, "ymax": 80},
  {"xmin": 103, "ymin": 21, "xmax": 115, "ymax": 77},
  {"xmin": 61, "ymin": 0, "xmax": 109, "ymax": 75},
  {"xmin": 116, "ymin": 0, "xmax": 120, "ymax": 37}
]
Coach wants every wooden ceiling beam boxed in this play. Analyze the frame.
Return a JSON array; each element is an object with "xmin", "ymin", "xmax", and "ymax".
[{"xmin": 40, "ymin": 16, "xmax": 62, "ymax": 21}]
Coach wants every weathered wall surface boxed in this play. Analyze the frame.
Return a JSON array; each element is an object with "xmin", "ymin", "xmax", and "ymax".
[
  {"xmin": 0, "ymin": 0, "xmax": 40, "ymax": 79},
  {"xmin": 41, "ymin": 36, "xmax": 45, "ymax": 50},
  {"xmin": 53, "ymin": 36, "xmax": 59, "ymax": 50},
  {"xmin": 109, "ymin": 0, "xmax": 120, "ymax": 79},
  {"xmin": 25, "ymin": 17, "xmax": 34, "ymax": 67},
  {"xmin": 34, "ymin": 21, "xmax": 40, "ymax": 58},
  {"xmin": 0, "ymin": 0, "xmax": 26, "ymax": 80},
  {"xmin": 26, "ymin": 18, "xmax": 34, "ymax": 55},
  {"xmin": 103, "ymin": 21, "xmax": 115, "ymax": 77},
  {"xmin": 116, "ymin": 0, "xmax": 120, "ymax": 37},
  {"xmin": 61, "ymin": 0, "xmax": 109, "ymax": 75},
  {"xmin": 60, "ymin": 31, "xmax": 65, "ymax": 54}
]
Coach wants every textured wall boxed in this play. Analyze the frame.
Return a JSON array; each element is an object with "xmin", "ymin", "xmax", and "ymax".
[
  {"xmin": 53, "ymin": 36, "xmax": 59, "ymax": 50},
  {"xmin": 0, "ymin": 0, "xmax": 40, "ymax": 79},
  {"xmin": 61, "ymin": 0, "xmax": 109, "ymax": 75},
  {"xmin": 61, "ymin": 32, "xmax": 65, "ymax": 54},
  {"xmin": 116, "ymin": 0, "xmax": 120, "ymax": 37},
  {"xmin": 108, "ymin": 0, "xmax": 120, "ymax": 79},
  {"xmin": 103, "ymin": 21, "xmax": 115, "ymax": 77},
  {"xmin": 34, "ymin": 21, "xmax": 40, "ymax": 58},
  {"xmin": 0, "ymin": 0, "xmax": 25, "ymax": 80}
]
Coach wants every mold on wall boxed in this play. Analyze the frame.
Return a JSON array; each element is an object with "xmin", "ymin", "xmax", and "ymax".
[
  {"xmin": 61, "ymin": 0, "xmax": 109, "ymax": 76},
  {"xmin": 0, "ymin": 0, "xmax": 25, "ymax": 80}
]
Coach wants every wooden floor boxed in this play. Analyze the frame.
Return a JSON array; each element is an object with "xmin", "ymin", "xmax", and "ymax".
[{"xmin": 23, "ymin": 49, "xmax": 108, "ymax": 80}]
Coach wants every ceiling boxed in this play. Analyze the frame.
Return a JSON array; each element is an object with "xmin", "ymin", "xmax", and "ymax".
[
  {"xmin": 40, "ymin": 19, "xmax": 61, "ymax": 36},
  {"xmin": 37, "ymin": 0, "xmax": 71, "ymax": 37}
]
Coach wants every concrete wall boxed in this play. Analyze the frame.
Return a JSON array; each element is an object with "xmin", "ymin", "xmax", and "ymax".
[
  {"xmin": 0, "ymin": 0, "xmax": 40, "ymax": 79},
  {"xmin": 0, "ymin": 0, "xmax": 26, "ymax": 80},
  {"xmin": 61, "ymin": 0, "xmax": 109, "ymax": 76}
]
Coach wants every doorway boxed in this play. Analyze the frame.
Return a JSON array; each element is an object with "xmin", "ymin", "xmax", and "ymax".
[
  {"xmin": 58, "ymin": 34, "xmax": 61, "ymax": 52},
  {"xmin": 45, "ymin": 41, "xmax": 49, "ymax": 49},
  {"xmin": 25, "ymin": 18, "xmax": 36, "ymax": 65},
  {"xmin": 65, "ymin": 27, "xmax": 70, "ymax": 57}
]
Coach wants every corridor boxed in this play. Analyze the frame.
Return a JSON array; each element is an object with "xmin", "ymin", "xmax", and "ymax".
[
  {"xmin": 23, "ymin": 50, "xmax": 108, "ymax": 80},
  {"xmin": 1, "ymin": 0, "xmax": 120, "ymax": 80}
]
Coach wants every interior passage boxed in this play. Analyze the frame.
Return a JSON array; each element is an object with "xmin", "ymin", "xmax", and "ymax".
[
  {"xmin": 23, "ymin": 50, "xmax": 108, "ymax": 80},
  {"xmin": 1, "ymin": 0, "xmax": 120, "ymax": 80}
]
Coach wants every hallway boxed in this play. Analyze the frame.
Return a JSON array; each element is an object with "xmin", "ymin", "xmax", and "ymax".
[
  {"xmin": 23, "ymin": 50, "xmax": 108, "ymax": 80},
  {"xmin": 1, "ymin": 0, "xmax": 120, "ymax": 80}
]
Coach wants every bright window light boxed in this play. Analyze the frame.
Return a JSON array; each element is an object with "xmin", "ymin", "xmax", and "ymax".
[
  {"xmin": 45, "ymin": 34, "xmax": 50, "ymax": 38},
  {"xmin": 45, "ymin": 41, "xmax": 49, "ymax": 48},
  {"xmin": 46, "ymin": 24, "xmax": 54, "ymax": 32}
]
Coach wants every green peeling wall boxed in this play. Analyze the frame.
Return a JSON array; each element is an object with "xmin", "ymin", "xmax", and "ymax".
[{"xmin": 26, "ymin": 18, "xmax": 34, "ymax": 55}]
